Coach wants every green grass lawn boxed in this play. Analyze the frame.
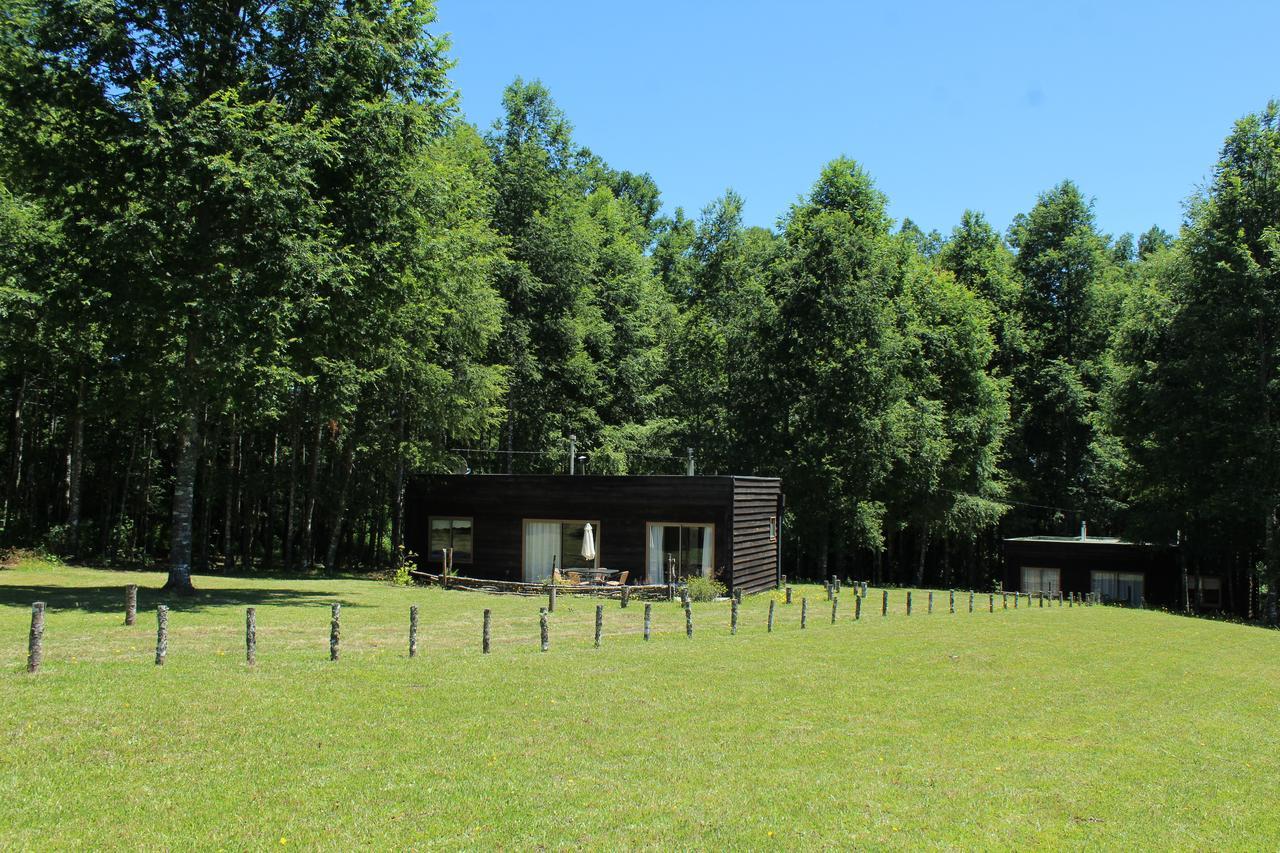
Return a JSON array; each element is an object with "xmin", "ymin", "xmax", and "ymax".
[{"xmin": 3, "ymin": 557, "xmax": 1279, "ymax": 849}]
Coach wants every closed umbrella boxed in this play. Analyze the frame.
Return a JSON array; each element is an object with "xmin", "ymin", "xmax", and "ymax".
[{"xmin": 581, "ymin": 523, "xmax": 596, "ymax": 563}]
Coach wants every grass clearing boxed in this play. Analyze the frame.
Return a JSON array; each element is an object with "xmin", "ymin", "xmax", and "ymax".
[{"xmin": 3, "ymin": 558, "xmax": 1279, "ymax": 848}]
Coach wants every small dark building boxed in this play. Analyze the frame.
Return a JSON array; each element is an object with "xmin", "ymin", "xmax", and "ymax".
[
  {"xmin": 404, "ymin": 475, "xmax": 784, "ymax": 594},
  {"xmin": 1003, "ymin": 535, "xmax": 1182, "ymax": 607}
]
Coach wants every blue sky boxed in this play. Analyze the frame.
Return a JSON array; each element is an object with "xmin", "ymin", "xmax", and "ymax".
[{"xmin": 438, "ymin": 0, "xmax": 1280, "ymax": 241}]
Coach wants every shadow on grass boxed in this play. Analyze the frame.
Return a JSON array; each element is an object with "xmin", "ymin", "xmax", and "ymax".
[{"xmin": 0, "ymin": 584, "xmax": 363, "ymax": 615}]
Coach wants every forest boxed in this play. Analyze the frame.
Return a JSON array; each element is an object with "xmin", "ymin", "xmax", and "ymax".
[{"xmin": 0, "ymin": 2, "xmax": 1276, "ymax": 615}]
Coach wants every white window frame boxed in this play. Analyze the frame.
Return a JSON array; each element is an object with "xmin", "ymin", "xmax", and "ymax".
[
  {"xmin": 521, "ymin": 518, "xmax": 602, "ymax": 581},
  {"xmin": 645, "ymin": 521, "xmax": 716, "ymax": 584}
]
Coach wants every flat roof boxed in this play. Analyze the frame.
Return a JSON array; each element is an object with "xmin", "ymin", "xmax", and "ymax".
[{"xmin": 1004, "ymin": 535, "xmax": 1127, "ymax": 544}]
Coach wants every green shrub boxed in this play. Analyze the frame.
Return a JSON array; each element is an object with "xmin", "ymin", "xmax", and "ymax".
[{"xmin": 684, "ymin": 575, "xmax": 727, "ymax": 602}]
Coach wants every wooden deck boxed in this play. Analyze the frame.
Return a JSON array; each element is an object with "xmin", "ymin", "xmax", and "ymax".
[{"xmin": 409, "ymin": 570, "xmax": 674, "ymax": 600}]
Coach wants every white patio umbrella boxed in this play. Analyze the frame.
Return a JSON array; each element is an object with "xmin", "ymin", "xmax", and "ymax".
[{"xmin": 581, "ymin": 523, "xmax": 597, "ymax": 563}]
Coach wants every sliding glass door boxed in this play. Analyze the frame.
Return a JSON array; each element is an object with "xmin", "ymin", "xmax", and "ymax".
[
  {"xmin": 646, "ymin": 523, "xmax": 713, "ymax": 584},
  {"xmin": 522, "ymin": 519, "xmax": 600, "ymax": 582}
]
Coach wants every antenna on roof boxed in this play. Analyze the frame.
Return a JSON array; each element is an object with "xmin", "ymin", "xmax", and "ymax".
[
  {"xmin": 686, "ymin": 448, "xmax": 695, "ymax": 477},
  {"xmin": 1080, "ymin": 521, "xmax": 1087, "ymax": 541}
]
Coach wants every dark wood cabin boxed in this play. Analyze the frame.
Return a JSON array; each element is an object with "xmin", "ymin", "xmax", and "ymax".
[
  {"xmin": 1004, "ymin": 535, "xmax": 1183, "ymax": 608},
  {"xmin": 404, "ymin": 475, "xmax": 784, "ymax": 594}
]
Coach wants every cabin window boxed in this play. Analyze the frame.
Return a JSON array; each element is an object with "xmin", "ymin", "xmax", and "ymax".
[
  {"xmin": 646, "ymin": 523, "xmax": 714, "ymax": 585},
  {"xmin": 522, "ymin": 519, "xmax": 601, "ymax": 583},
  {"xmin": 429, "ymin": 517, "xmax": 473, "ymax": 563},
  {"xmin": 1020, "ymin": 566, "xmax": 1060, "ymax": 596},
  {"xmin": 769, "ymin": 516, "xmax": 778, "ymax": 542},
  {"xmin": 1091, "ymin": 570, "xmax": 1144, "ymax": 604}
]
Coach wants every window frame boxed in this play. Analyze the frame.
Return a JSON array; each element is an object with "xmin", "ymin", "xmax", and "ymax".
[
  {"xmin": 768, "ymin": 516, "xmax": 778, "ymax": 542},
  {"xmin": 521, "ymin": 518, "xmax": 603, "ymax": 572},
  {"xmin": 645, "ymin": 521, "xmax": 716, "ymax": 582},
  {"xmin": 428, "ymin": 516, "xmax": 474, "ymax": 564}
]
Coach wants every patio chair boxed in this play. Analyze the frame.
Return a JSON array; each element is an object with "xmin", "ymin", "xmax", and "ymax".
[
  {"xmin": 605, "ymin": 570, "xmax": 629, "ymax": 587},
  {"xmin": 565, "ymin": 571, "xmax": 583, "ymax": 585}
]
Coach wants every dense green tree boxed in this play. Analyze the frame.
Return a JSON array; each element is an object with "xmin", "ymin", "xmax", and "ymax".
[
  {"xmin": 1005, "ymin": 181, "xmax": 1122, "ymax": 532},
  {"xmin": 1112, "ymin": 103, "xmax": 1280, "ymax": 619}
]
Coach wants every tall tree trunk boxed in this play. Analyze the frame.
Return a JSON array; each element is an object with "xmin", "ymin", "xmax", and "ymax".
[
  {"xmin": 262, "ymin": 432, "xmax": 278, "ymax": 572},
  {"xmin": 283, "ymin": 421, "xmax": 300, "ymax": 569},
  {"xmin": 300, "ymin": 411, "xmax": 322, "ymax": 570},
  {"xmin": 2, "ymin": 371, "xmax": 26, "ymax": 536},
  {"xmin": 165, "ymin": 405, "xmax": 199, "ymax": 594},
  {"xmin": 66, "ymin": 371, "xmax": 86, "ymax": 553},
  {"xmin": 913, "ymin": 526, "xmax": 930, "ymax": 587},
  {"xmin": 239, "ymin": 432, "xmax": 255, "ymax": 572},
  {"xmin": 198, "ymin": 415, "xmax": 220, "ymax": 571},
  {"xmin": 222, "ymin": 416, "xmax": 238, "ymax": 572},
  {"xmin": 390, "ymin": 402, "xmax": 405, "ymax": 557},
  {"xmin": 325, "ymin": 427, "xmax": 357, "ymax": 570}
]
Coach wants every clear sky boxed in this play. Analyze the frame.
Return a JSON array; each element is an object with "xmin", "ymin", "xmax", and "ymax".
[{"xmin": 437, "ymin": 0, "xmax": 1280, "ymax": 241}]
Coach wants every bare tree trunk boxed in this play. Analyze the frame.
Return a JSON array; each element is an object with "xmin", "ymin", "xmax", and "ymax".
[
  {"xmin": 65, "ymin": 372, "xmax": 85, "ymax": 553},
  {"xmin": 283, "ymin": 421, "xmax": 300, "ymax": 569},
  {"xmin": 262, "ymin": 432, "xmax": 278, "ymax": 572},
  {"xmin": 390, "ymin": 402, "xmax": 405, "ymax": 557},
  {"xmin": 300, "ymin": 412, "xmax": 322, "ymax": 570},
  {"xmin": 198, "ymin": 415, "xmax": 220, "ymax": 572},
  {"xmin": 3, "ymin": 371, "xmax": 27, "ymax": 535},
  {"xmin": 325, "ymin": 427, "xmax": 356, "ymax": 570},
  {"xmin": 165, "ymin": 405, "xmax": 199, "ymax": 594},
  {"xmin": 222, "ymin": 416, "xmax": 238, "ymax": 572},
  {"xmin": 239, "ymin": 433, "xmax": 255, "ymax": 572},
  {"xmin": 913, "ymin": 527, "xmax": 930, "ymax": 588}
]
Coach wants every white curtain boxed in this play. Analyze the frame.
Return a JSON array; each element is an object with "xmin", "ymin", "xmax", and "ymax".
[
  {"xmin": 523, "ymin": 521, "xmax": 560, "ymax": 582},
  {"xmin": 699, "ymin": 526, "xmax": 712, "ymax": 577},
  {"xmin": 647, "ymin": 524, "xmax": 664, "ymax": 584}
]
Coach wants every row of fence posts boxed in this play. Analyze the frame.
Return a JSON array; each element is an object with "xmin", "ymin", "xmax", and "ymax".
[{"xmin": 22, "ymin": 581, "xmax": 1100, "ymax": 672}]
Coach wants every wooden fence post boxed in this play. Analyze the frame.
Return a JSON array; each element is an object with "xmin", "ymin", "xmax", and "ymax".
[
  {"xmin": 831, "ymin": 595, "xmax": 838, "ymax": 623},
  {"xmin": 855, "ymin": 594, "xmax": 862, "ymax": 620},
  {"xmin": 596, "ymin": 604, "xmax": 605, "ymax": 647},
  {"xmin": 245, "ymin": 607, "xmax": 256, "ymax": 666},
  {"xmin": 734, "ymin": 588, "xmax": 743, "ymax": 605},
  {"xmin": 684, "ymin": 602, "xmax": 693, "ymax": 639},
  {"xmin": 548, "ymin": 582, "xmax": 556, "ymax": 613},
  {"xmin": 125, "ymin": 585, "xmax": 137, "ymax": 626},
  {"xmin": 540, "ymin": 608, "xmax": 549, "ymax": 652},
  {"xmin": 621, "ymin": 586, "xmax": 630, "ymax": 608},
  {"xmin": 825, "ymin": 583, "xmax": 832, "ymax": 602},
  {"xmin": 27, "ymin": 602, "xmax": 45, "ymax": 673},
  {"xmin": 643, "ymin": 603, "xmax": 652, "ymax": 641},
  {"xmin": 768, "ymin": 598, "xmax": 775, "ymax": 632},
  {"xmin": 800, "ymin": 597, "xmax": 808, "ymax": 629},
  {"xmin": 882, "ymin": 589, "xmax": 888, "ymax": 616},
  {"xmin": 989, "ymin": 593, "xmax": 994, "ymax": 612},
  {"xmin": 785, "ymin": 586, "xmax": 793, "ymax": 605},
  {"xmin": 1014, "ymin": 592, "xmax": 1019, "ymax": 609},
  {"xmin": 155, "ymin": 605, "xmax": 169, "ymax": 666},
  {"xmin": 928, "ymin": 591, "xmax": 933, "ymax": 614},
  {"xmin": 1002, "ymin": 593, "xmax": 1008, "ymax": 610},
  {"xmin": 483, "ymin": 609, "xmax": 492, "ymax": 654},
  {"xmin": 907, "ymin": 591, "xmax": 913, "ymax": 616},
  {"xmin": 1039, "ymin": 592, "xmax": 1044, "ymax": 608},
  {"xmin": 949, "ymin": 590, "xmax": 955, "ymax": 614},
  {"xmin": 409, "ymin": 605, "xmax": 419, "ymax": 658},
  {"xmin": 329, "ymin": 603, "xmax": 340, "ymax": 661},
  {"xmin": 731, "ymin": 598, "xmax": 739, "ymax": 635},
  {"xmin": 968, "ymin": 591, "xmax": 974, "ymax": 613}
]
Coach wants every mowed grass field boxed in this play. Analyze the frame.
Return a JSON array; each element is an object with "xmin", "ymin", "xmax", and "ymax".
[{"xmin": 3, "ymin": 559, "xmax": 1280, "ymax": 849}]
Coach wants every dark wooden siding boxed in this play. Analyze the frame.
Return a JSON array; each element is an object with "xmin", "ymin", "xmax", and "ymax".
[
  {"xmin": 731, "ymin": 477, "xmax": 784, "ymax": 594},
  {"xmin": 1003, "ymin": 539, "xmax": 1179, "ymax": 605},
  {"xmin": 405, "ymin": 475, "xmax": 736, "ymax": 585}
]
